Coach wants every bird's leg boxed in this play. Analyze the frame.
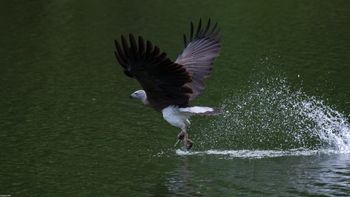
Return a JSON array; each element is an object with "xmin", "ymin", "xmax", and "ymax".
[
  {"xmin": 174, "ymin": 130, "xmax": 185, "ymax": 147},
  {"xmin": 177, "ymin": 130, "xmax": 185, "ymax": 140},
  {"xmin": 178, "ymin": 129, "xmax": 193, "ymax": 150},
  {"xmin": 175, "ymin": 128, "xmax": 193, "ymax": 150},
  {"xmin": 183, "ymin": 131, "xmax": 193, "ymax": 150},
  {"xmin": 183, "ymin": 120, "xmax": 193, "ymax": 150}
]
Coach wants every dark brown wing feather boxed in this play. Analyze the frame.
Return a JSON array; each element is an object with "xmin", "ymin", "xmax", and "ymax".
[
  {"xmin": 175, "ymin": 18, "xmax": 221, "ymax": 100},
  {"xmin": 114, "ymin": 34, "xmax": 193, "ymax": 111}
]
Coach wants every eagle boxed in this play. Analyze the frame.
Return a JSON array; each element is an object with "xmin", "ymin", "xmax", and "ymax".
[{"xmin": 114, "ymin": 19, "xmax": 221, "ymax": 150}]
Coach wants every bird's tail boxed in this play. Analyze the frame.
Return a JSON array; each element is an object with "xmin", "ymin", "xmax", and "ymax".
[{"xmin": 179, "ymin": 106, "xmax": 222, "ymax": 116}]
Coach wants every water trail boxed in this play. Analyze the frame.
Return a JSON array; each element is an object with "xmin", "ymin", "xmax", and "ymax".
[
  {"xmin": 175, "ymin": 149, "xmax": 344, "ymax": 159},
  {"xmin": 191, "ymin": 71, "xmax": 350, "ymax": 155}
]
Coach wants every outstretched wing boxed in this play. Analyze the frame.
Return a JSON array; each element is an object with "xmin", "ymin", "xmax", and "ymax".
[
  {"xmin": 114, "ymin": 34, "xmax": 193, "ymax": 111},
  {"xmin": 175, "ymin": 19, "xmax": 221, "ymax": 100}
]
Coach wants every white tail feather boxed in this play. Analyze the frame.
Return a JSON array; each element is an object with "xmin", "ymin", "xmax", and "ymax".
[{"xmin": 179, "ymin": 106, "xmax": 219, "ymax": 115}]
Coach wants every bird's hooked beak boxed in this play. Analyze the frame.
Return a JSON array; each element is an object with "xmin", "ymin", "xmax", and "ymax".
[{"xmin": 130, "ymin": 93, "xmax": 137, "ymax": 99}]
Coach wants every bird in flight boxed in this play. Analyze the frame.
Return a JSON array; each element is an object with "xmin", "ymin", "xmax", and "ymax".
[{"xmin": 114, "ymin": 19, "xmax": 221, "ymax": 150}]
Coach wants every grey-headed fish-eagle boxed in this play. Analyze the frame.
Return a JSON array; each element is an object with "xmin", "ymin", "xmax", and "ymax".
[{"xmin": 114, "ymin": 19, "xmax": 221, "ymax": 150}]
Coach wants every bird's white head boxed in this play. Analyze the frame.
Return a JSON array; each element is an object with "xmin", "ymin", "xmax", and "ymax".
[{"xmin": 130, "ymin": 90, "xmax": 148, "ymax": 104}]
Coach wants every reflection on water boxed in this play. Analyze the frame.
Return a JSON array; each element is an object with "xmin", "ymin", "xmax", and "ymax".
[
  {"xmin": 165, "ymin": 158, "xmax": 203, "ymax": 196},
  {"xmin": 288, "ymin": 154, "xmax": 350, "ymax": 196},
  {"xmin": 164, "ymin": 154, "xmax": 350, "ymax": 196}
]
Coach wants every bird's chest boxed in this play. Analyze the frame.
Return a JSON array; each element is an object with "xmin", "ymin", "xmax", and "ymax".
[{"xmin": 162, "ymin": 106, "xmax": 188, "ymax": 129}]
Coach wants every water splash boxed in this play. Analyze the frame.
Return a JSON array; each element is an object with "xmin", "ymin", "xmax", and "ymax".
[
  {"xmin": 175, "ymin": 149, "xmax": 344, "ymax": 159},
  {"xmin": 193, "ymin": 73, "xmax": 350, "ymax": 153}
]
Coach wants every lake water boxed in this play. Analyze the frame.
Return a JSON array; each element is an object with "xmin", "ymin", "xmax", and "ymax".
[{"xmin": 1, "ymin": 0, "xmax": 350, "ymax": 196}]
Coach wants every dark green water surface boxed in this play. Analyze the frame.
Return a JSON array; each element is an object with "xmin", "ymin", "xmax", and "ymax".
[{"xmin": 1, "ymin": 0, "xmax": 350, "ymax": 196}]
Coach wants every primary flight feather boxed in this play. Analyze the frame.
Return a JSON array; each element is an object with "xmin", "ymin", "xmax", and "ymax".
[{"xmin": 114, "ymin": 19, "xmax": 221, "ymax": 150}]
